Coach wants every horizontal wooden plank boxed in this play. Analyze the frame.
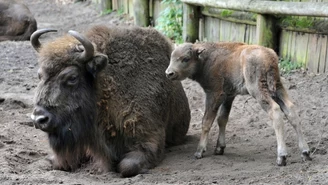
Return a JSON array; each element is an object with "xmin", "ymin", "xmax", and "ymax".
[
  {"xmin": 201, "ymin": 7, "xmax": 256, "ymax": 26},
  {"xmin": 182, "ymin": 0, "xmax": 328, "ymax": 17}
]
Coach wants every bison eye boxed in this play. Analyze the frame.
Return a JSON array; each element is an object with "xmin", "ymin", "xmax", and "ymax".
[
  {"xmin": 66, "ymin": 75, "xmax": 79, "ymax": 86},
  {"xmin": 182, "ymin": 58, "xmax": 189, "ymax": 63}
]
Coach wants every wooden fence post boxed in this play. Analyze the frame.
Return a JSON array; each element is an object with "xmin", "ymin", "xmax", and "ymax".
[
  {"xmin": 199, "ymin": 17, "xmax": 205, "ymax": 41},
  {"xmin": 133, "ymin": 0, "xmax": 150, "ymax": 27},
  {"xmin": 101, "ymin": 0, "xmax": 112, "ymax": 12},
  {"xmin": 124, "ymin": 0, "xmax": 129, "ymax": 14},
  {"xmin": 256, "ymin": 14, "xmax": 277, "ymax": 50},
  {"xmin": 183, "ymin": 3, "xmax": 199, "ymax": 42}
]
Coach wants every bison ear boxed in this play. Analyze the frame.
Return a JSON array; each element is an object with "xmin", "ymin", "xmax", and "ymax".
[
  {"xmin": 195, "ymin": 47, "xmax": 206, "ymax": 60},
  {"xmin": 86, "ymin": 54, "xmax": 108, "ymax": 78}
]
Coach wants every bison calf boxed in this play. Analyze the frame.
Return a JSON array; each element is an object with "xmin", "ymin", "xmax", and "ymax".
[
  {"xmin": 165, "ymin": 42, "xmax": 311, "ymax": 166},
  {"xmin": 0, "ymin": 0, "xmax": 37, "ymax": 41},
  {"xmin": 30, "ymin": 25, "xmax": 190, "ymax": 177}
]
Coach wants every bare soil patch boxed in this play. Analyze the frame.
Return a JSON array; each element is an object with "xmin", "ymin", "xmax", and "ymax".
[{"xmin": 0, "ymin": 0, "xmax": 327, "ymax": 184}]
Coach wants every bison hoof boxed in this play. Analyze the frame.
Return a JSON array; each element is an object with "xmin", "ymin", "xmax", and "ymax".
[
  {"xmin": 214, "ymin": 147, "xmax": 225, "ymax": 155},
  {"xmin": 277, "ymin": 156, "xmax": 287, "ymax": 166},
  {"xmin": 194, "ymin": 151, "xmax": 203, "ymax": 159},
  {"xmin": 119, "ymin": 158, "xmax": 143, "ymax": 177},
  {"xmin": 46, "ymin": 155, "xmax": 60, "ymax": 169},
  {"xmin": 302, "ymin": 151, "xmax": 312, "ymax": 161}
]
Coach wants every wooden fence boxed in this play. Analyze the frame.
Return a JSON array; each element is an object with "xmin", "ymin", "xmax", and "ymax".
[
  {"xmin": 93, "ymin": 0, "xmax": 167, "ymax": 26},
  {"xmin": 181, "ymin": 0, "xmax": 328, "ymax": 74},
  {"xmin": 94, "ymin": 0, "xmax": 328, "ymax": 74}
]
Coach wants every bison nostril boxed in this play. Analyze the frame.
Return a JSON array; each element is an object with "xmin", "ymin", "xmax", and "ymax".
[
  {"xmin": 31, "ymin": 106, "xmax": 52, "ymax": 127},
  {"xmin": 36, "ymin": 115, "xmax": 49, "ymax": 125},
  {"xmin": 166, "ymin": 72, "xmax": 175, "ymax": 78}
]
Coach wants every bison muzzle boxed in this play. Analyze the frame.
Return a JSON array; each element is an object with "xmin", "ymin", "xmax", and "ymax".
[{"xmin": 30, "ymin": 25, "xmax": 190, "ymax": 177}]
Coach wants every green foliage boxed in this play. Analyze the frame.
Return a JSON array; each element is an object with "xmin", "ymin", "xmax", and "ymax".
[
  {"xmin": 155, "ymin": 0, "xmax": 183, "ymax": 43},
  {"xmin": 220, "ymin": 9, "xmax": 233, "ymax": 17},
  {"xmin": 279, "ymin": 58, "xmax": 303, "ymax": 74},
  {"xmin": 117, "ymin": 8, "xmax": 124, "ymax": 16},
  {"xmin": 251, "ymin": 13, "xmax": 257, "ymax": 21},
  {"xmin": 100, "ymin": 9, "xmax": 112, "ymax": 16},
  {"xmin": 280, "ymin": 16, "xmax": 315, "ymax": 29}
]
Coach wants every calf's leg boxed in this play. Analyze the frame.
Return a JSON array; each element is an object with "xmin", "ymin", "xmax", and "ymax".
[
  {"xmin": 275, "ymin": 86, "xmax": 311, "ymax": 161},
  {"xmin": 195, "ymin": 93, "xmax": 224, "ymax": 159},
  {"xmin": 256, "ymin": 94, "xmax": 288, "ymax": 166},
  {"xmin": 214, "ymin": 96, "xmax": 235, "ymax": 155}
]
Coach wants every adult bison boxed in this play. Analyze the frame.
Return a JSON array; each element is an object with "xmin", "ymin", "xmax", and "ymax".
[
  {"xmin": 30, "ymin": 25, "xmax": 190, "ymax": 177},
  {"xmin": 165, "ymin": 42, "xmax": 312, "ymax": 166},
  {"xmin": 0, "ymin": 0, "xmax": 37, "ymax": 41}
]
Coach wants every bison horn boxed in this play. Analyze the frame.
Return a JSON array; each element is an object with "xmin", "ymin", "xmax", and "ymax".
[
  {"xmin": 30, "ymin": 29, "xmax": 57, "ymax": 52},
  {"xmin": 68, "ymin": 30, "xmax": 94, "ymax": 62}
]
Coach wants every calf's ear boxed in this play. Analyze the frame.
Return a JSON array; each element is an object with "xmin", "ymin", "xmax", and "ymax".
[
  {"xmin": 86, "ymin": 54, "xmax": 108, "ymax": 78},
  {"xmin": 195, "ymin": 47, "xmax": 206, "ymax": 60}
]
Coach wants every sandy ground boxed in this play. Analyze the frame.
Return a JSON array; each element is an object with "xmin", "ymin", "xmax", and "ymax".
[{"xmin": 0, "ymin": 0, "xmax": 327, "ymax": 184}]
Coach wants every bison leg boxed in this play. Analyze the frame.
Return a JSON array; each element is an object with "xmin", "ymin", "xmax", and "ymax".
[
  {"xmin": 275, "ymin": 86, "xmax": 311, "ymax": 161},
  {"xmin": 257, "ymin": 95, "xmax": 288, "ymax": 166},
  {"xmin": 118, "ymin": 135, "xmax": 164, "ymax": 177},
  {"xmin": 214, "ymin": 96, "xmax": 235, "ymax": 155},
  {"xmin": 195, "ymin": 93, "xmax": 224, "ymax": 159},
  {"xmin": 118, "ymin": 151, "xmax": 148, "ymax": 177}
]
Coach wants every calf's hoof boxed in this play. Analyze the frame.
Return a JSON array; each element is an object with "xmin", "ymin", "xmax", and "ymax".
[
  {"xmin": 194, "ymin": 151, "xmax": 203, "ymax": 159},
  {"xmin": 302, "ymin": 151, "xmax": 312, "ymax": 161},
  {"xmin": 214, "ymin": 147, "xmax": 225, "ymax": 155},
  {"xmin": 277, "ymin": 156, "xmax": 287, "ymax": 166}
]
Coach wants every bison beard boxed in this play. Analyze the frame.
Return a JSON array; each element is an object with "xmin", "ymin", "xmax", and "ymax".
[{"xmin": 30, "ymin": 25, "xmax": 190, "ymax": 177}]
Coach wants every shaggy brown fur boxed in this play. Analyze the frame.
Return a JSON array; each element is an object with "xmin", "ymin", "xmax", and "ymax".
[
  {"xmin": 166, "ymin": 42, "xmax": 311, "ymax": 166},
  {"xmin": 30, "ymin": 25, "xmax": 190, "ymax": 177},
  {"xmin": 0, "ymin": 0, "xmax": 37, "ymax": 41}
]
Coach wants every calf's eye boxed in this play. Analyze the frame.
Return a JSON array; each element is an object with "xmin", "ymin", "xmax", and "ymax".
[{"xmin": 182, "ymin": 58, "xmax": 189, "ymax": 63}]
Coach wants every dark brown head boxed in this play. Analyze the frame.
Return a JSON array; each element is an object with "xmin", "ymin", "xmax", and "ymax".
[
  {"xmin": 30, "ymin": 29, "xmax": 108, "ymax": 156},
  {"xmin": 165, "ymin": 43, "xmax": 205, "ymax": 81}
]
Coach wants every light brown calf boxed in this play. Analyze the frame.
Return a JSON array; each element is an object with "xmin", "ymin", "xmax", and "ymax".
[{"xmin": 165, "ymin": 42, "xmax": 312, "ymax": 166}]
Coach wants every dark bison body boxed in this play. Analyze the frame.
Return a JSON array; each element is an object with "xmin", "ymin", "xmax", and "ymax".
[
  {"xmin": 0, "ymin": 0, "xmax": 37, "ymax": 41},
  {"xmin": 30, "ymin": 25, "xmax": 190, "ymax": 177}
]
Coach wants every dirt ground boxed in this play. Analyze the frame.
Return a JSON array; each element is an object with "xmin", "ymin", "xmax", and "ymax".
[{"xmin": 0, "ymin": 0, "xmax": 327, "ymax": 184}]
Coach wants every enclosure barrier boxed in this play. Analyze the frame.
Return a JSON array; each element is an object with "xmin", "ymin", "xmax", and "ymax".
[
  {"xmin": 181, "ymin": 0, "xmax": 328, "ymax": 73},
  {"xmin": 95, "ymin": 0, "xmax": 328, "ymax": 74}
]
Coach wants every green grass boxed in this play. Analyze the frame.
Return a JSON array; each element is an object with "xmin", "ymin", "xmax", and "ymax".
[
  {"xmin": 279, "ymin": 58, "xmax": 303, "ymax": 74},
  {"xmin": 100, "ymin": 9, "xmax": 112, "ymax": 16},
  {"xmin": 220, "ymin": 9, "xmax": 233, "ymax": 17},
  {"xmin": 117, "ymin": 8, "xmax": 124, "ymax": 16},
  {"xmin": 280, "ymin": 16, "xmax": 315, "ymax": 29}
]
